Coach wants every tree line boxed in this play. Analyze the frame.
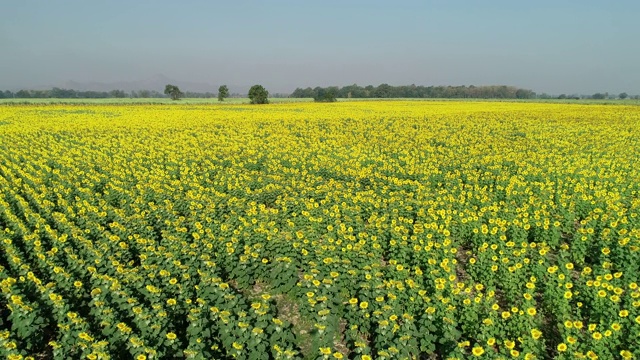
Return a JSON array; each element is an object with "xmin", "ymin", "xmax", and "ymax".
[
  {"xmin": 1, "ymin": 85, "xmax": 637, "ymax": 101},
  {"xmin": 292, "ymin": 84, "xmax": 640, "ymax": 101},
  {"xmin": 291, "ymin": 84, "xmax": 538, "ymax": 100},
  {"xmin": 0, "ymin": 87, "xmax": 240, "ymax": 99}
]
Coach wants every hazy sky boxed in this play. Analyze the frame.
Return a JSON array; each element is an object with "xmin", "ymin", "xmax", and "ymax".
[{"xmin": 1, "ymin": 0, "xmax": 639, "ymax": 94}]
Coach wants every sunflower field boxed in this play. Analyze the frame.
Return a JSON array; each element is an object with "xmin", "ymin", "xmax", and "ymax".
[{"xmin": 0, "ymin": 101, "xmax": 639, "ymax": 359}]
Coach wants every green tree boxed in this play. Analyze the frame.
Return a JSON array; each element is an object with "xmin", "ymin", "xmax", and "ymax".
[
  {"xmin": 15, "ymin": 90, "xmax": 31, "ymax": 98},
  {"xmin": 248, "ymin": 85, "xmax": 269, "ymax": 104},
  {"xmin": 619, "ymin": 92, "xmax": 628, "ymax": 99},
  {"xmin": 313, "ymin": 87, "xmax": 337, "ymax": 102},
  {"xmin": 218, "ymin": 85, "xmax": 229, "ymax": 101},
  {"xmin": 373, "ymin": 83, "xmax": 393, "ymax": 98},
  {"xmin": 515, "ymin": 89, "xmax": 535, "ymax": 99},
  {"xmin": 110, "ymin": 89, "xmax": 127, "ymax": 98},
  {"xmin": 164, "ymin": 84, "xmax": 183, "ymax": 100}
]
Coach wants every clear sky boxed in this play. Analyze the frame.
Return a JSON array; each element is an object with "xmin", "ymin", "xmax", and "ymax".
[{"xmin": 1, "ymin": 0, "xmax": 639, "ymax": 94}]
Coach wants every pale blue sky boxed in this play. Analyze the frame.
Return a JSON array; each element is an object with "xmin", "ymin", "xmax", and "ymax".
[{"xmin": 1, "ymin": 0, "xmax": 638, "ymax": 94}]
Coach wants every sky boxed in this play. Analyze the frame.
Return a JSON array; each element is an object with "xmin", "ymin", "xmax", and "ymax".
[{"xmin": 1, "ymin": 0, "xmax": 639, "ymax": 94}]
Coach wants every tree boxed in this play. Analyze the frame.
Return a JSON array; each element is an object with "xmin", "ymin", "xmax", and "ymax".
[
  {"xmin": 515, "ymin": 89, "xmax": 536, "ymax": 99},
  {"xmin": 15, "ymin": 90, "xmax": 31, "ymax": 98},
  {"xmin": 50, "ymin": 87, "xmax": 77, "ymax": 98},
  {"xmin": 619, "ymin": 92, "xmax": 628, "ymax": 99},
  {"xmin": 373, "ymin": 83, "xmax": 393, "ymax": 98},
  {"xmin": 110, "ymin": 89, "xmax": 127, "ymax": 98},
  {"xmin": 164, "ymin": 84, "xmax": 183, "ymax": 100},
  {"xmin": 291, "ymin": 87, "xmax": 316, "ymax": 98},
  {"xmin": 313, "ymin": 87, "xmax": 337, "ymax": 102},
  {"xmin": 218, "ymin": 85, "xmax": 229, "ymax": 101},
  {"xmin": 248, "ymin": 85, "xmax": 269, "ymax": 104},
  {"xmin": 339, "ymin": 84, "xmax": 365, "ymax": 98}
]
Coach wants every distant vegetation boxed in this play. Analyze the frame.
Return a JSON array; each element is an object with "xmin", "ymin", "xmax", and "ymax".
[
  {"xmin": 313, "ymin": 87, "xmax": 338, "ymax": 102},
  {"xmin": 218, "ymin": 85, "xmax": 229, "ymax": 102},
  {"xmin": 292, "ymin": 84, "xmax": 640, "ymax": 100},
  {"xmin": 0, "ymin": 85, "xmax": 637, "ymax": 100},
  {"xmin": 0, "ymin": 88, "xmax": 242, "ymax": 99},
  {"xmin": 164, "ymin": 84, "xmax": 184, "ymax": 101},
  {"xmin": 248, "ymin": 85, "xmax": 269, "ymax": 104},
  {"xmin": 292, "ymin": 84, "xmax": 539, "ymax": 99}
]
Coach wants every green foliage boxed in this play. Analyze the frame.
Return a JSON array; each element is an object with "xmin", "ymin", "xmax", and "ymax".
[
  {"xmin": 515, "ymin": 88, "xmax": 536, "ymax": 99},
  {"xmin": 248, "ymin": 85, "xmax": 269, "ymax": 104},
  {"xmin": 218, "ymin": 85, "xmax": 229, "ymax": 102},
  {"xmin": 291, "ymin": 84, "xmax": 540, "ymax": 99},
  {"xmin": 164, "ymin": 84, "xmax": 183, "ymax": 100},
  {"xmin": 313, "ymin": 87, "xmax": 338, "ymax": 102}
]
